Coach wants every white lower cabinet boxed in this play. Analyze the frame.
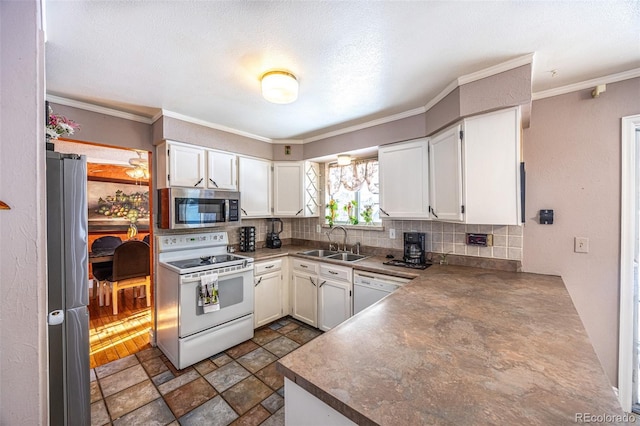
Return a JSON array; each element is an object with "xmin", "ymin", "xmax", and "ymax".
[
  {"xmin": 291, "ymin": 259, "xmax": 319, "ymax": 327},
  {"xmin": 289, "ymin": 259, "xmax": 352, "ymax": 331},
  {"xmin": 318, "ymin": 262, "xmax": 352, "ymax": 332},
  {"xmin": 254, "ymin": 259, "xmax": 286, "ymax": 328}
]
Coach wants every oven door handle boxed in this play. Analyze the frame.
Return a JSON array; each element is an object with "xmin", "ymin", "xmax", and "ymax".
[{"xmin": 180, "ymin": 265, "xmax": 254, "ymax": 283}]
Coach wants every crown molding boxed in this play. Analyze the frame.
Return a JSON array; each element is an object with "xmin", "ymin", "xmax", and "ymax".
[
  {"xmin": 160, "ymin": 110, "xmax": 273, "ymax": 143},
  {"xmin": 458, "ymin": 53, "xmax": 535, "ymax": 86},
  {"xmin": 273, "ymin": 139, "xmax": 304, "ymax": 145},
  {"xmin": 302, "ymin": 107, "xmax": 427, "ymax": 143},
  {"xmin": 532, "ymin": 68, "xmax": 640, "ymax": 100},
  {"xmin": 45, "ymin": 94, "xmax": 154, "ymax": 124}
]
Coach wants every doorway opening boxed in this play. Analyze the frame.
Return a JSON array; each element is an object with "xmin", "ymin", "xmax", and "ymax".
[
  {"xmin": 619, "ymin": 114, "xmax": 640, "ymax": 412},
  {"xmin": 54, "ymin": 139, "xmax": 154, "ymax": 369}
]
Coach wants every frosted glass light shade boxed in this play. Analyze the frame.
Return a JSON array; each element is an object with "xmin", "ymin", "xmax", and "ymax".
[
  {"xmin": 337, "ymin": 155, "xmax": 351, "ymax": 166},
  {"xmin": 261, "ymin": 71, "xmax": 298, "ymax": 104}
]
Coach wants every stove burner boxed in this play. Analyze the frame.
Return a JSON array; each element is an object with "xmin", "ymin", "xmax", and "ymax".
[
  {"xmin": 200, "ymin": 256, "xmax": 214, "ymax": 264},
  {"xmin": 383, "ymin": 259, "xmax": 432, "ymax": 270}
]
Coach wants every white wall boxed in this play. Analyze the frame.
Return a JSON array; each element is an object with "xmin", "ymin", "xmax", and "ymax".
[
  {"xmin": 0, "ymin": 0, "xmax": 48, "ymax": 424},
  {"xmin": 523, "ymin": 77, "xmax": 640, "ymax": 386}
]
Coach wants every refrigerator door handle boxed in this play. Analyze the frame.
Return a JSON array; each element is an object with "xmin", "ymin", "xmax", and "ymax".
[{"xmin": 48, "ymin": 310, "xmax": 65, "ymax": 326}]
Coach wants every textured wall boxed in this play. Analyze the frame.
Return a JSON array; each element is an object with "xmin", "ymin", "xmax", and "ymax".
[
  {"xmin": 160, "ymin": 116, "xmax": 273, "ymax": 159},
  {"xmin": 459, "ymin": 64, "xmax": 531, "ymax": 118},
  {"xmin": 425, "ymin": 87, "xmax": 461, "ymax": 135},
  {"xmin": 302, "ymin": 113, "xmax": 427, "ymax": 159},
  {"xmin": 50, "ymin": 103, "xmax": 154, "ymax": 152},
  {"xmin": 523, "ymin": 77, "xmax": 640, "ymax": 386},
  {"xmin": 272, "ymin": 143, "xmax": 304, "ymax": 161},
  {"xmin": 0, "ymin": 1, "xmax": 48, "ymax": 423}
]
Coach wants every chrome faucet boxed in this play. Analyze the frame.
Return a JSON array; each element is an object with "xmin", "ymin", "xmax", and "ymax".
[{"xmin": 326, "ymin": 225, "xmax": 348, "ymax": 252}]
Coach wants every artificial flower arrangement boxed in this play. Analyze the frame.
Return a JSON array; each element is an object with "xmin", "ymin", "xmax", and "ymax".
[
  {"xmin": 361, "ymin": 204, "xmax": 374, "ymax": 224},
  {"xmin": 325, "ymin": 199, "xmax": 338, "ymax": 227},
  {"xmin": 46, "ymin": 106, "xmax": 80, "ymax": 140},
  {"xmin": 344, "ymin": 200, "xmax": 358, "ymax": 225}
]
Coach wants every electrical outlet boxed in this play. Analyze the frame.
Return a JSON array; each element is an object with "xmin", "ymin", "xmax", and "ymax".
[
  {"xmin": 389, "ymin": 229, "xmax": 396, "ymax": 239},
  {"xmin": 316, "ymin": 224, "xmax": 321, "ymax": 233},
  {"xmin": 574, "ymin": 237, "xmax": 589, "ymax": 253}
]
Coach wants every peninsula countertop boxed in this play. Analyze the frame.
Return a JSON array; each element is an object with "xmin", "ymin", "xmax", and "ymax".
[{"xmin": 258, "ymin": 249, "xmax": 625, "ymax": 425}]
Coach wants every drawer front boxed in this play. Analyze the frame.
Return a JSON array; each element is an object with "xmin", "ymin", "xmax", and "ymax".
[
  {"xmin": 255, "ymin": 259, "xmax": 282, "ymax": 275},
  {"xmin": 320, "ymin": 263, "xmax": 352, "ymax": 282},
  {"xmin": 292, "ymin": 258, "xmax": 319, "ymax": 274}
]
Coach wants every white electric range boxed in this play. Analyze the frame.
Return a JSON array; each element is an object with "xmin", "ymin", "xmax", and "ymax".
[{"xmin": 156, "ymin": 231, "xmax": 254, "ymax": 369}]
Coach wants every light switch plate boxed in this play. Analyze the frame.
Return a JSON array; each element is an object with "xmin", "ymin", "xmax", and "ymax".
[
  {"xmin": 389, "ymin": 229, "xmax": 396, "ymax": 239},
  {"xmin": 574, "ymin": 237, "xmax": 589, "ymax": 253},
  {"xmin": 316, "ymin": 224, "xmax": 321, "ymax": 233}
]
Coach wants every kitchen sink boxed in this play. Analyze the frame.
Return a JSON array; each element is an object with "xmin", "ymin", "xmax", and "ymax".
[
  {"xmin": 298, "ymin": 249, "xmax": 340, "ymax": 257},
  {"xmin": 326, "ymin": 252, "xmax": 367, "ymax": 262}
]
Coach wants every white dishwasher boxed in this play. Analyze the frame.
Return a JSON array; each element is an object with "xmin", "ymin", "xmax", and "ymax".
[{"xmin": 353, "ymin": 271, "xmax": 411, "ymax": 314}]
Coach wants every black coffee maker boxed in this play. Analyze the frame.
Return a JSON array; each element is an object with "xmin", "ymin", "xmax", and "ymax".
[
  {"xmin": 403, "ymin": 232, "xmax": 426, "ymax": 264},
  {"xmin": 266, "ymin": 218, "xmax": 283, "ymax": 249}
]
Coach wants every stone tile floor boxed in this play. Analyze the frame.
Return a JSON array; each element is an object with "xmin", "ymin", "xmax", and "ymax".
[{"xmin": 90, "ymin": 317, "xmax": 322, "ymax": 425}]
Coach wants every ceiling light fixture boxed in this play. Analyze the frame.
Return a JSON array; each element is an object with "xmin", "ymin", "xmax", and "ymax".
[
  {"xmin": 261, "ymin": 70, "xmax": 298, "ymax": 104},
  {"xmin": 125, "ymin": 151, "xmax": 149, "ymax": 179},
  {"xmin": 337, "ymin": 154, "xmax": 351, "ymax": 166}
]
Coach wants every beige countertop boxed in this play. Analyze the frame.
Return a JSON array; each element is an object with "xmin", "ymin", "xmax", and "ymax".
[{"xmin": 253, "ymin": 246, "xmax": 625, "ymax": 425}]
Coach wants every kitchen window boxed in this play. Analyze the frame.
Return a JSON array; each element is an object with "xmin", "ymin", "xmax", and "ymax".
[{"xmin": 326, "ymin": 159, "xmax": 380, "ymax": 226}]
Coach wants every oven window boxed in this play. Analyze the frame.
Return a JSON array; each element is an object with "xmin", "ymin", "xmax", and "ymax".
[
  {"xmin": 175, "ymin": 198, "xmax": 225, "ymax": 224},
  {"xmin": 217, "ymin": 275, "xmax": 244, "ymax": 308}
]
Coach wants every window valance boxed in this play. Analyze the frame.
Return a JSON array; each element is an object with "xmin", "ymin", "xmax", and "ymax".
[{"xmin": 327, "ymin": 159, "xmax": 379, "ymax": 196}]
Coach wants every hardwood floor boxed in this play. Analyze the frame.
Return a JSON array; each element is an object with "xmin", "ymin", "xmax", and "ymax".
[{"xmin": 88, "ymin": 287, "xmax": 152, "ymax": 369}]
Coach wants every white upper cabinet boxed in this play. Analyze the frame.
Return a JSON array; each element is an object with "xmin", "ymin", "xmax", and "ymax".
[
  {"xmin": 206, "ymin": 149, "xmax": 237, "ymax": 191},
  {"xmin": 429, "ymin": 124, "xmax": 463, "ymax": 222},
  {"xmin": 157, "ymin": 141, "xmax": 206, "ymax": 189},
  {"xmin": 428, "ymin": 107, "xmax": 521, "ymax": 225},
  {"xmin": 462, "ymin": 107, "xmax": 521, "ymax": 225},
  {"xmin": 378, "ymin": 138, "xmax": 430, "ymax": 219},
  {"xmin": 238, "ymin": 155, "xmax": 272, "ymax": 217},
  {"xmin": 273, "ymin": 161, "xmax": 320, "ymax": 217}
]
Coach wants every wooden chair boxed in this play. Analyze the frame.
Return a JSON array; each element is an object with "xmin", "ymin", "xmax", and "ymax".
[
  {"xmin": 90, "ymin": 236, "xmax": 122, "ymax": 304},
  {"xmin": 106, "ymin": 240, "xmax": 151, "ymax": 315}
]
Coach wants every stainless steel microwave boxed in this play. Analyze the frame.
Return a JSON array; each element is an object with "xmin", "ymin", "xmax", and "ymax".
[{"xmin": 158, "ymin": 188, "xmax": 240, "ymax": 229}]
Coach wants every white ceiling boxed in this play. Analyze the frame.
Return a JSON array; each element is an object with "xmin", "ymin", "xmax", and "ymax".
[{"xmin": 44, "ymin": 1, "xmax": 640, "ymax": 141}]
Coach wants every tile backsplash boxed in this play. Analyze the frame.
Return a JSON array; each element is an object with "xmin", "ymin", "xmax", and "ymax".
[
  {"xmin": 291, "ymin": 218, "xmax": 523, "ymax": 261},
  {"xmin": 154, "ymin": 217, "xmax": 523, "ymax": 261}
]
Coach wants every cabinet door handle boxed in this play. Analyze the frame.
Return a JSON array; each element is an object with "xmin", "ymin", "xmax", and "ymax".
[
  {"xmin": 295, "ymin": 209, "xmax": 303, "ymax": 216},
  {"xmin": 265, "ymin": 265, "xmax": 275, "ymax": 269},
  {"xmin": 241, "ymin": 208, "xmax": 248, "ymax": 216},
  {"xmin": 194, "ymin": 178, "xmax": 203, "ymax": 186},
  {"xmin": 319, "ymin": 280, "xmax": 327, "ymax": 288},
  {"xmin": 379, "ymin": 207, "xmax": 390, "ymax": 216},
  {"xmin": 254, "ymin": 277, "xmax": 263, "ymax": 287},
  {"xmin": 309, "ymin": 277, "xmax": 316, "ymax": 286},
  {"xmin": 300, "ymin": 264, "xmax": 308, "ymax": 269},
  {"xmin": 209, "ymin": 178, "xmax": 219, "ymax": 188},
  {"xmin": 429, "ymin": 206, "xmax": 439, "ymax": 219},
  {"xmin": 328, "ymin": 270, "xmax": 338, "ymax": 275}
]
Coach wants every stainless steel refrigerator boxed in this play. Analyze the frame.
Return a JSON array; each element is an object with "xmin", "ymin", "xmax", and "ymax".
[{"xmin": 46, "ymin": 151, "xmax": 90, "ymax": 425}]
